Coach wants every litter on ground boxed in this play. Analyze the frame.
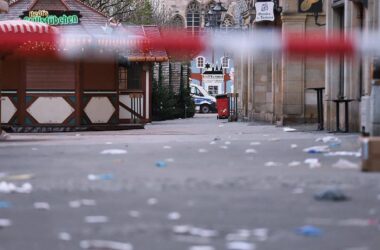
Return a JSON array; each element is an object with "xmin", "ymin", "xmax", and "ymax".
[
  {"xmin": 100, "ymin": 149, "xmax": 127, "ymax": 155},
  {"xmin": 304, "ymin": 159, "xmax": 321, "ymax": 169},
  {"xmin": 296, "ymin": 225, "xmax": 322, "ymax": 237},
  {"xmin": 80, "ymin": 240, "xmax": 133, "ymax": 250},
  {"xmin": 58, "ymin": 232, "xmax": 72, "ymax": 241},
  {"xmin": 0, "ymin": 219, "xmax": 12, "ymax": 228},
  {"xmin": 168, "ymin": 212, "xmax": 181, "ymax": 220},
  {"xmin": 288, "ymin": 161, "xmax": 301, "ymax": 167},
  {"xmin": 0, "ymin": 182, "xmax": 33, "ymax": 194},
  {"xmin": 84, "ymin": 216, "xmax": 109, "ymax": 224},
  {"xmin": 324, "ymin": 151, "xmax": 361, "ymax": 157},
  {"xmin": 226, "ymin": 241, "xmax": 255, "ymax": 250},
  {"xmin": 87, "ymin": 174, "xmax": 114, "ymax": 181},
  {"xmin": 33, "ymin": 202, "xmax": 50, "ymax": 210},
  {"xmin": 303, "ymin": 146, "xmax": 330, "ymax": 154},
  {"xmin": 283, "ymin": 127, "xmax": 297, "ymax": 132},
  {"xmin": 314, "ymin": 188, "xmax": 349, "ymax": 201},
  {"xmin": 332, "ymin": 159, "xmax": 359, "ymax": 169}
]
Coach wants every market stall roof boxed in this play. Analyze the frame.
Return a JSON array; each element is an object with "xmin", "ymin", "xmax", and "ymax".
[
  {"xmin": 0, "ymin": 20, "xmax": 57, "ymax": 55},
  {"xmin": 0, "ymin": 0, "xmax": 168, "ymax": 62}
]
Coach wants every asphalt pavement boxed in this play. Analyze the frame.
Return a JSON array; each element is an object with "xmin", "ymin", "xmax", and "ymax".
[{"xmin": 0, "ymin": 114, "xmax": 379, "ymax": 250}]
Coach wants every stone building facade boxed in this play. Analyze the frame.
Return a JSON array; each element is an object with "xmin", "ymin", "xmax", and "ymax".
[
  {"xmin": 235, "ymin": 0, "xmax": 327, "ymax": 125},
  {"xmin": 0, "ymin": 0, "xmax": 7, "ymax": 13},
  {"xmin": 325, "ymin": 0, "xmax": 378, "ymax": 133},
  {"xmin": 158, "ymin": 0, "xmax": 243, "ymax": 95}
]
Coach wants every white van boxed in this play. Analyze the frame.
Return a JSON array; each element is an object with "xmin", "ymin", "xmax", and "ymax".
[{"xmin": 190, "ymin": 83, "xmax": 217, "ymax": 113}]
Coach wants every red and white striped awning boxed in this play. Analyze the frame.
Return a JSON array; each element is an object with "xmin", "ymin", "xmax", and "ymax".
[
  {"xmin": 0, "ymin": 20, "xmax": 56, "ymax": 34},
  {"xmin": 0, "ymin": 20, "xmax": 58, "ymax": 56}
]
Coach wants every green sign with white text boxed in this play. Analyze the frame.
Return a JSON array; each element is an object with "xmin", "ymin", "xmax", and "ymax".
[{"xmin": 20, "ymin": 10, "xmax": 82, "ymax": 26}]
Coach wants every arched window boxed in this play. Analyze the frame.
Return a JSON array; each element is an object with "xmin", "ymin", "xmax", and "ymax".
[
  {"xmin": 204, "ymin": 1, "xmax": 216, "ymax": 27},
  {"xmin": 221, "ymin": 15, "xmax": 234, "ymax": 30},
  {"xmin": 186, "ymin": 0, "xmax": 201, "ymax": 35},
  {"xmin": 196, "ymin": 56, "xmax": 205, "ymax": 68},
  {"xmin": 171, "ymin": 14, "xmax": 184, "ymax": 28},
  {"xmin": 221, "ymin": 56, "xmax": 229, "ymax": 68}
]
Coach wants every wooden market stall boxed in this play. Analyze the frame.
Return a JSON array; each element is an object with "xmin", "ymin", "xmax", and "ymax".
[{"xmin": 0, "ymin": 0, "xmax": 168, "ymax": 132}]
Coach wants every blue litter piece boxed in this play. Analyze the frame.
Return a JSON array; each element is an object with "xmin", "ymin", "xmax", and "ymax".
[
  {"xmin": 296, "ymin": 225, "xmax": 322, "ymax": 237},
  {"xmin": 155, "ymin": 161, "xmax": 167, "ymax": 168},
  {"xmin": 329, "ymin": 142, "xmax": 341, "ymax": 148},
  {"xmin": 99, "ymin": 174, "xmax": 114, "ymax": 180},
  {"xmin": 0, "ymin": 201, "xmax": 11, "ymax": 208}
]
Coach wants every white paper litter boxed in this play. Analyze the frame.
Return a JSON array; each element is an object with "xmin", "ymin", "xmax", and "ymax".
[
  {"xmin": 168, "ymin": 212, "xmax": 181, "ymax": 220},
  {"xmin": 245, "ymin": 149, "xmax": 257, "ymax": 154},
  {"xmin": 173, "ymin": 225, "xmax": 191, "ymax": 234},
  {"xmin": 100, "ymin": 149, "xmax": 127, "ymax": 155},
  {"xmin": 288, "ymin": 161, "xmax": 301, "ymax": 167},
  {"xmin": 252, "ymin": 228, "xmax": 269, "ymax": 241},
  {"xmin": 338, "ymin": 219, "xmax": 371, "ymax": 227},
  {"xmin": 316, "ymin": 136, "xmax": 341, "ymax": 144},
  {"xmin": 190, "ymin": 227, "xmax": 218, "ymax": 238},
  {"xmin": 81, "ymin": 199, "xmax": 97, "ymax": 206},
  {"xmin": 304, "ymin": 158, "xmax": 321, "ymax": 169},
  {"xmin": 163, "ymin": 146, "xmax": 172, "ymax": 149},
  {"xmin": 249, "ymin": 142, "xmax": 261, "ymax": 146},
  {"xmin": 105, "ymin": 142, "xmax": 113, "ymax": 145},
  {"xmin": 264, "ymin": 162, "xmax": 282, "ymax": 167},
  {"xmin": 84, "ymin": 216, "xmax": 109, "ymax": 224},
  {"xmin": 210, "ymin": 141, "xmax": 216, "ymax": 145},
  {"xmin": 227, "ymin": 241, "xmax": 255, "ymax": 250},
  {"xmin": 225, "ymin": 141, "xmax": 231, "ymax": 145},
  {"xmin": 198, "ymin": 149, "xmax": 208, "ymax": 153},
  {"xmin": 69, "ymin": 200, "xmax": 82, "ymax": 208},
  {"xmin": 34, "ymin": 202, "xmax": 50, "ymax": 210},
  {"xmin": 283, "ymin": 127, "xmax": 297, "ymax": 132},
  {"xmin": 269, "ymin": 138, "xmax": 279, "ymax": 142},
  {"xmin": 0, "ymin": 219, "xmax": 12, "ymax": 228},
  {"xmin": 291, "ymin": 144, "xmax": 298, "ymax": 149},
  {"xmin": 173, "ymin": 225, "xmax": 218, "ymax": 238},
  {"xmin": 147, "ymin": 198, "xmax": 158, "ymax": 205},
  {"xmin": 80, "ymin": 240, "xmax": 133, "ymax": 250},
  {"xmin": 325, "ymin": 151, "xmax": 361, "ymax": 157},
  {"xmin": 129, "ymin": 210, "xmax": 141, "ymax": 218},
  {"xmin": 165, "ymin": 158, "xmax": 175, "ymax": 163},
  {"xmin": 226, "ymin": 230, "xmax": 250, "ymax": 241},
  {"xmin": 0, "ymin": 182, "xmax": 33, "ymax": 194},
  {"xmin": 189, "ymin": 246, "xmax": 215, "ymax": 250},
  {"xmin": 332, "ymin": 159, "xmax": 359, "ymax": 169},
  {"xmin": 58, "ymin": 232, "xmax": 72, "ymax": 241}
]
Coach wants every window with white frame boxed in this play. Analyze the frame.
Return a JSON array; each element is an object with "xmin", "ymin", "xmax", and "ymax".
[
  {"xmin": 196, "ymin": 56, "xmax": 205, "ymax": 68},
  {"xmin": 221, "ymin": 56, "xmax": 229, "ymax": 68},
  {"xmin": 186, "ymin": 0, "xmax": 201, "ymax": 35}
]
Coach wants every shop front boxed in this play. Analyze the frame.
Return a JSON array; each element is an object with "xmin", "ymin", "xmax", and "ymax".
[{"xmin": 0, "ymin": 0, "xmax": 167, "ymax": 132}]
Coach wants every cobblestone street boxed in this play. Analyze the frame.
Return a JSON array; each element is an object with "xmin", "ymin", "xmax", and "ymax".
[{"xmin": 0, "ymin": 114, "xmax": 379, "ymax": 250}]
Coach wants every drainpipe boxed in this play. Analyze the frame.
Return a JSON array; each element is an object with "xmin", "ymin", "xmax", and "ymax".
[{"xmin": 0, "ymin": 0, "xmax": 8, "ymax": 137}]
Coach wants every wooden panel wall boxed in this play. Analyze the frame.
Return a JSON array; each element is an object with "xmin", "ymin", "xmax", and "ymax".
[
  {"xmin": 1, "ymin": 57, "xmax": 22, "ymax": 90},
  {"xmin": 83, "ymin": 61, "xmax": 116, "ymax": 90},
  {"xmin": 26, "ymin": 59, "xmax": 76, "ymax": 90}
]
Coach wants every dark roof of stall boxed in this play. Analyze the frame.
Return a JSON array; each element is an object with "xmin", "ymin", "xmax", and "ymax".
[{"xmin": 0, "ymin": 0, "xmax": 168, "ymax": 62}]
